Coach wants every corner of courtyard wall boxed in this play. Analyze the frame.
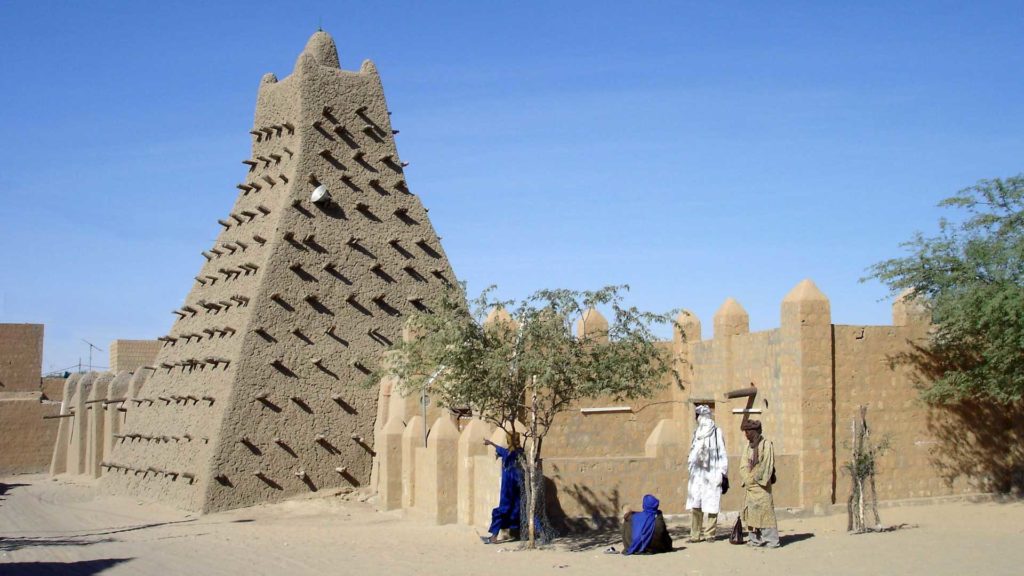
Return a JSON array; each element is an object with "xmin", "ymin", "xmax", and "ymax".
[{"xmin": 780, "ymin": 278, "xmax": 834, "ymax": 512}]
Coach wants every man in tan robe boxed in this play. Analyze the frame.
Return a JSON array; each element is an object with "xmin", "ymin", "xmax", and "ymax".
[{"xmin": 740, "ymin": 419, "xmax": 779, "ymax": 548}]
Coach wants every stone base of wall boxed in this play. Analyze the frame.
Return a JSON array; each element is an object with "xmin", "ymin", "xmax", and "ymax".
[{"xmin": 0, "ymin": 393, "xmax": 60, "ymax": 474}]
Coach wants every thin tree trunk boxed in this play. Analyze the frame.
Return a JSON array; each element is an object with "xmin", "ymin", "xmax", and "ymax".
[
  {"xmin": 865, "ymin": 408, "xmax": 881, "ymax": 529},
  {"xmin": 527, "ymin": 375, "xmax": 538, "ymax": 548},
  {"xmin": 869, "ymin": 472, "xmax": 881, "ymax": 529},
  {"xmin": 857, "ymin": 476, "xmax": 865, "ymax": 532},
  {"xmin": 849, "ymin": 417, "xmax": 857, "ymax": 531},
  {"xmin": 857, "ymin": 414, "xmax": 865, "ymax": 531},
  {"xmin": 856, "ymin": 407, "xmax": 867, "ymax": 532},
  {"xmin": 847, "ymin": 485, "xmax": 855, "ymax": 532}
]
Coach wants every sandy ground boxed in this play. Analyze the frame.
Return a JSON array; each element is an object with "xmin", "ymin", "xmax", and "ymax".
[{"xmin": 1, "ymin": 475, "xmax": 1022, "ymax": 576}]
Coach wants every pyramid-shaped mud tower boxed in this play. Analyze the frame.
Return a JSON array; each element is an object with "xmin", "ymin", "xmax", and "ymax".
[{"xmin": 100, "ymin": 31, "xmax": 456, "ymax": 512}]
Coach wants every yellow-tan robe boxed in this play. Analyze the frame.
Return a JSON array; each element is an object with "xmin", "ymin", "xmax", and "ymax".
[{"xmin": 740, "ymin": 437, "xmax": 777, "ymax": 529}]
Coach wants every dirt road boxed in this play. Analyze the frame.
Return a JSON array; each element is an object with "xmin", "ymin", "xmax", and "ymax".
[{"xmin": 1, "ymin": 475, "xmax": 1021, "ymax": 575}]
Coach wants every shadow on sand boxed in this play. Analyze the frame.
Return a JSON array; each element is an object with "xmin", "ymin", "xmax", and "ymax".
[
  {"xmin": 779, "ymin": 532, "xmax": 815, "ymax": 546},
  {"xmin": 1, "ymin": 518, "xmax": 199, "ymax": 553},
  {"xmin": 0, "ymin": 536, "xmax": 117, "ymax": 553},
  {"xmin": 0, "ymin": 482, "xmax": 31, "ymax": 507},
  {"xmin": 0, "ymin": 557, "xmax": 133, "ymax": 575}
]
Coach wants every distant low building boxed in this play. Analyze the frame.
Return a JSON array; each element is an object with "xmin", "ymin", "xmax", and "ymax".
[
  {"xmin": 0, "ymin": 323, "xmax": 60, "ymax": 475},
  {"xmin": 109, "ymin": 340, "xmax": 161, "ymax": 373}
]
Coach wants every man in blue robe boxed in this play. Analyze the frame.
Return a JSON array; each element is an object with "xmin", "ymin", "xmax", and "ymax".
[
  {"xmin": 622, "ymin": 494, "xmax": 673, "ymax": 554},
  {"xmin": 483, "ymin": 436, "xmax": 522, "ymax": 543}
]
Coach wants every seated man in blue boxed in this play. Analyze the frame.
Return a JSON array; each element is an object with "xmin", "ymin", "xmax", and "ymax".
[
  {"xmin": 483, "ymin": 434, "xmax": 523, "ymax": 543},
  {"xmin": 622, "ymin": 494, "xmax": 673, "ymax": 554}
]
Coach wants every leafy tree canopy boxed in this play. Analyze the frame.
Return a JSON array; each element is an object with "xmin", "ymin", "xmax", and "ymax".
[
  {"xmin": 383, "ymin": 284, "xmax": 679, "ymax": 445},
  {"xmin": 865, "ymin": 174, "xmax": 1024, "ymax": 403}
]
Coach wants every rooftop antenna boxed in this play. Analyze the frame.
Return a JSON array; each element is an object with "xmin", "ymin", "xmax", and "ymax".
[{"xmin": 82, "ymin": 339, "xmax": 103, "ymax": 373}]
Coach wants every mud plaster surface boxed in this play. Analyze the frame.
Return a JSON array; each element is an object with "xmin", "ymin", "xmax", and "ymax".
[{"xmin": 100, "ymin": 31, "xmax": 455, "ymax": 513}]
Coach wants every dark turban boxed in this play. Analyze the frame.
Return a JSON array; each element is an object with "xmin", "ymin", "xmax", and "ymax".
[
  {"xmin": 741, "ymin": 420, "xmax": 764, "ymax": 466},
  {"xmin": 740, "ymin": 419, "xmax": 762, "ymax": 432}
]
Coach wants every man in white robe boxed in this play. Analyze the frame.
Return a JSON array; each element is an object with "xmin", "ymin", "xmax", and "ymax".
[{"xmin": 685, "ymin": 404, "xmax": 728, "ymax": 542}]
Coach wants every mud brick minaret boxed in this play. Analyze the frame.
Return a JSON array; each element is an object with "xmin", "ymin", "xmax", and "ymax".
[{"xmin": 100, "ymin": 31, "xmax": 457, "ymax": 512}]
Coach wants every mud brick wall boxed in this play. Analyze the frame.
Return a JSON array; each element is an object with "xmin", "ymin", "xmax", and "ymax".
[
  {"xmin": 40, "ymin": 377, "xmax": 65, "ymax": 401},
  {"xmin": 830, "ymin": 300, "xmax": 1024, "ymax": 502},
  {"xmin": 0, "ymin": 324, "xmax": 43, "ymax": 392},
  {"xmin": 109, "ymin": 340, "xmax": 161, "ymax": 373},
  {"xmin": 375, "ymin": 280, "xmax": 1022, "ymax": 525},
  {"xmin": 832, "ymin": 323, "xmax": 954, "ymax": 501},
  {"xmin": 543, "ymin": 341, "xmax": 680, "ymax": 459},
  {"xmin": 0, "ymin": 324, "xmax": 57, "ymax": 474},
  {"xmin": 0, "ymin": 394, "xmax": 60, "ymax": 474},
  {"xmin": 542, "ymin": 393, "xmax": 675, "ymax": 459}
]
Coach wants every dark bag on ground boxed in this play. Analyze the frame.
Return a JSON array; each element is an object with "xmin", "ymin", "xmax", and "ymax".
[
  {"xmin": 729, "ymin": 516, "xmax": 744, "ymax": 545},
  {"xmin": 721, "ymin": 474, "xmax": 729, "ymax": 495}
]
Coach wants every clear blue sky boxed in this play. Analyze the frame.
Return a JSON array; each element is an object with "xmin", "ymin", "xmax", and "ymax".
[{"xmin": 1, "ymin": 1, "xmax": 1021, "ymax": 374}]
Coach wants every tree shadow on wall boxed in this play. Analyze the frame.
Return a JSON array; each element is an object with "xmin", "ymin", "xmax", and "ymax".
[
  {"xmin": 888, "ymin": 342, "xmax": 1024, "ymax": 495},
  {"xmin": 542, "ymin": 477, "xmax": 568, "ymax": 532},
  {"xmin": 0, "ymin": 557, "xmax": 133, "ymax": 576},
  {"xmin": 926, "ymin": 401, "xmax": 1024, "ymax": 495},
  {"xmin": 541, "ymin": 478, "xmax": 622, "ymax": 550},
  {"xmin": 545, "ymin": 480, "xmax": 693, "ymax": 552},
  {"xmin": 544, "ymin": 476, "xmax": 623, "ymax": 546}
]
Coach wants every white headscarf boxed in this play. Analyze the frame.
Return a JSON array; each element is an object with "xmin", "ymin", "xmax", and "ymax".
[
  {"xmin": 694, "ymin": 405, "xmax": 716, "ymax": 440},
  {"xmin": 689, "ymin": 405, "xmax": 718, "ymax": 469}
]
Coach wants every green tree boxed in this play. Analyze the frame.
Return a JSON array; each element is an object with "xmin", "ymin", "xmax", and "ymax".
[
  {"xmin": 384, "ymin": 284, "xmax": 678, "ymax": 547},
  {"xmin": 865, "ymin": 174, "xmax": 1024, "ymax": 403},
  {"xmin": 844, "ymin": 406, "xmax": 891, "ymax": 533}
]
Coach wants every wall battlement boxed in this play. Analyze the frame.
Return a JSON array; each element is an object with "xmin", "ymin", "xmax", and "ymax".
[{"xmin": 374, "ymin": 278, "xmax": 1021, "ymax": 526}]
